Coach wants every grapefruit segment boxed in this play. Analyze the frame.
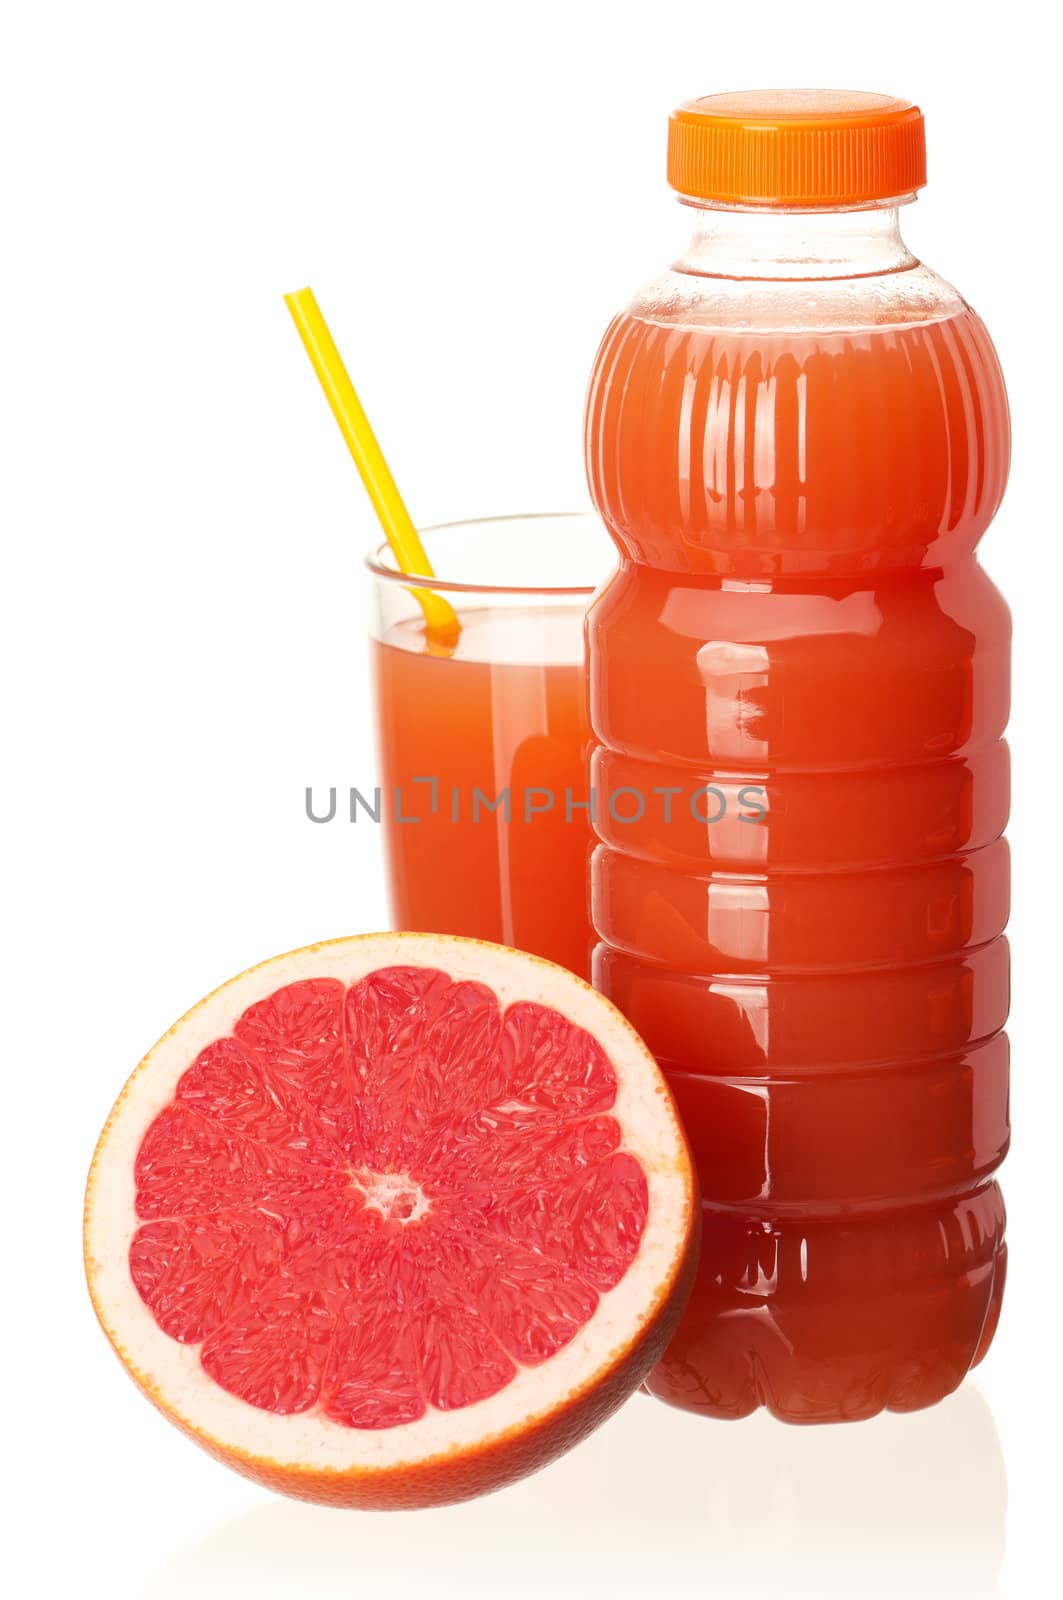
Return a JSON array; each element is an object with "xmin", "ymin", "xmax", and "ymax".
[{"xmin": 85, "ymin": 933, "xmax": 696, "ymax": 1507}]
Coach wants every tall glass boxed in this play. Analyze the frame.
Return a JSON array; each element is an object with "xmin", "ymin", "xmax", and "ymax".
[{"xmin": 367, "ymin": 513, "xmax": 610, "ymax": 978}]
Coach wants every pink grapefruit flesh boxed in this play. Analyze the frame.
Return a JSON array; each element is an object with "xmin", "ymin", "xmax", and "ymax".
[{"xmin": 84, "ymin": 934, "xmax": 697, "ymax": 1507}]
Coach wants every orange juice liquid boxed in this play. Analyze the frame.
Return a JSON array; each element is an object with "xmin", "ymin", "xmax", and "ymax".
[
  {"xmin": 587, "ymin": 306, "xmax": 1011, "ymax": 1420},
  {"xmin": 371, "ymin": 608, "xmax": 593, "ymax": 978}
]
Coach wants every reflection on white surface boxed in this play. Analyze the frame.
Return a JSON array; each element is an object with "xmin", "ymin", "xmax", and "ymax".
[{"xmin": 146, "ymin": 1383, "xmax": 1005, "ymax": 1600}]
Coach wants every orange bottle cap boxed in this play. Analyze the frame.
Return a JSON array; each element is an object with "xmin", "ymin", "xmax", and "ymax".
[{"xmin": 668, "ymin": 89, "xmax": 927, "ymax": 208}]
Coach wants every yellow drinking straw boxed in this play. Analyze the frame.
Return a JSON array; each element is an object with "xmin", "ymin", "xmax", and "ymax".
[{"xmin": 284, "ymin": 287, "xmax": 460, "ymax": 652}]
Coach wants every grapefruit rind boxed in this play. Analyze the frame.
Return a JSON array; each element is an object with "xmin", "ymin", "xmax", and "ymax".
[{"xmin": 84, "ymin": 933, "xmax": 695, "ymax": 1504}]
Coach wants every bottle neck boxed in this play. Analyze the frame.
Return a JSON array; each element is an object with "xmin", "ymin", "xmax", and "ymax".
[{"xmin": 674, "ymin": 200, "xmax": 917, "ymax": 281}]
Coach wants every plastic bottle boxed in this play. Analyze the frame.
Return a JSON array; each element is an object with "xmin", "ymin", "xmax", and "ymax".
[{"xmin": 585, "ymin": 90, "xmax": 1010, "ymax": 1421}]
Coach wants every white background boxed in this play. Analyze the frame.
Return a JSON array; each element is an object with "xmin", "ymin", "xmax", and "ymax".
[{"xmin": 3, "ymin": 2, "xmax": 1059, "ymax": 1596}]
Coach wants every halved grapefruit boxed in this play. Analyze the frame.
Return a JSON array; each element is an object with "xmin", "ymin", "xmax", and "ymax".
[{"xmin": 84, "ymin": 933, "xmax": 696, "ymax": 1508}]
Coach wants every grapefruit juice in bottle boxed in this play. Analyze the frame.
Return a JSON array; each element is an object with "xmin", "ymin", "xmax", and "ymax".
[{"xmin": 585, "ymin": 92, "xmax": 1011, "ymax": 1420}]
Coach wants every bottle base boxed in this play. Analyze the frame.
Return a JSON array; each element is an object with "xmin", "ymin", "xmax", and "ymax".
[{"xmin": 646, "ymin": 1183, "xmax": 1006, "ymax": 1423}]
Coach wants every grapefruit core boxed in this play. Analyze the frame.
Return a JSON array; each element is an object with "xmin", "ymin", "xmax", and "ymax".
[{"xmin": 84, "ymin": 933, "xmax": 697, "ymax": 1508}]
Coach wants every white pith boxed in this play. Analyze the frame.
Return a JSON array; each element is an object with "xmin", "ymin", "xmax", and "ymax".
[
  {"xmin": 85, "ymin": 933, "xmax": 692, "ymax": 1476},
  {"xmin": 350, "ymin": 1168, "xmax": 431, "ymax": 1224}
]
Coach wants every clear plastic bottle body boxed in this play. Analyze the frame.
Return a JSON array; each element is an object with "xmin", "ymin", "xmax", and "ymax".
[{"xmin": 585, "ymin": 200, "xmax": 1011, "ymax": 1420}]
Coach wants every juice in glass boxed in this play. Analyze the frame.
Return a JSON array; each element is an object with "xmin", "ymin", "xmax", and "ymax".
[
  {"xmin": 585, "ymin": 92, "xmax": 1011, "ymax": 1420},
  {"xmin": 368, "ymin": 515, "xmax": 603, "ymax": 978}
]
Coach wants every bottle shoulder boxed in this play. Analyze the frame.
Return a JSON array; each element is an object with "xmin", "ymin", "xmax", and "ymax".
[
  {"xmin": 585, "ymin": 288, "xmax": 1010, "ymax": 576},
  {"xmin": 625, "ymin": 259, "xmax": 969, "ymax": 335}
]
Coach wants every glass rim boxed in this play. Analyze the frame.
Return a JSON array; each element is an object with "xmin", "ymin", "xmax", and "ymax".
[{"xmin": 364, "ymin": 511, "xmax": 602, "ymax": 597}]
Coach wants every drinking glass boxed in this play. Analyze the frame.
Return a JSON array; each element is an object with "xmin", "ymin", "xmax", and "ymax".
[{"xmin": 367, "ymin": 513, "xmax": 611, "ymax": 978}]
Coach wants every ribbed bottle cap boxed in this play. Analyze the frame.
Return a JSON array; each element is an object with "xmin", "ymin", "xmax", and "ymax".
[{"xmin": 667, "ymin": 89, "xmax": 927, "ymax": 207}]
